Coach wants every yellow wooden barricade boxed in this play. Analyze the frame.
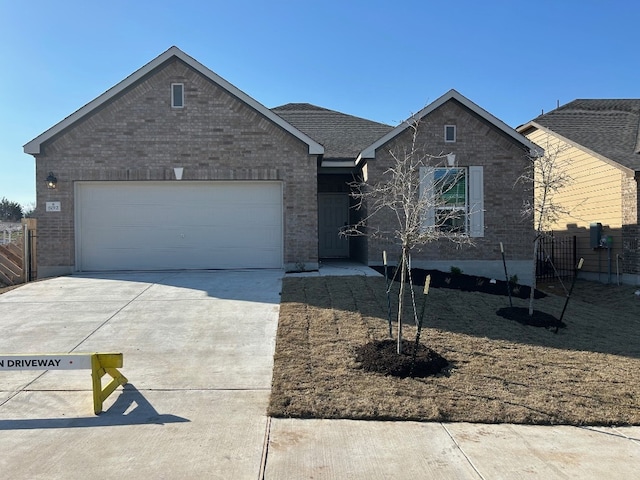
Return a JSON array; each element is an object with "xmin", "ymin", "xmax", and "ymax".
[{"xmin": 0, "ymin": 352, "xmax": 128, "ymax": 414}]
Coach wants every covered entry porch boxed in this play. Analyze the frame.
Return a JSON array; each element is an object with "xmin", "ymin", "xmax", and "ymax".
[{"xmin": 317, "ymin": 172, "xmax": 367, "ymax": 264}]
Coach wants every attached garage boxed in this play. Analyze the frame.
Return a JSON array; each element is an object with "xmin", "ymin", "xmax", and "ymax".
[{"xmin": 75, "ymin": 181, "xmax": 283, "ymax": 271}]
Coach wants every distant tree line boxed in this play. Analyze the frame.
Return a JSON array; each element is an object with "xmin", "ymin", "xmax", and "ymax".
[{"xmin": 0, "ymin": 197, "xmax": 25, "ymax": 222}]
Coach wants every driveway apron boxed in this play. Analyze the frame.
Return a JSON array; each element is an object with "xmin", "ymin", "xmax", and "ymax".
[{"xmin": 0, "ymin": 270, "xmax": 282, "ymax": 479}]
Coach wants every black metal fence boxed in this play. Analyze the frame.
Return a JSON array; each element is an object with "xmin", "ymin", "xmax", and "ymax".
[{"xmin": 536, "ymin": 233, "xmax": 577, "ymax": 281}]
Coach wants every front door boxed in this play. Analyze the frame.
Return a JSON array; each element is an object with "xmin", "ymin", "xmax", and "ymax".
[{"xmin": 318, "ymin": 193, "xmax": 349, "ymax": 258}]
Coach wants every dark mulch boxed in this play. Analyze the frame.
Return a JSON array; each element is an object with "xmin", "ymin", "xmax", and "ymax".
[
  {"xmin": 497, "ymin": 306, "xmax": 566, "ymax": 330},
  {"xmin": 355, "ymin": 339, "xmax": 449, "ymax": 378},
  {"xmin": 373, "ymin": 266, "xmax": 547, "ymax": 299}
]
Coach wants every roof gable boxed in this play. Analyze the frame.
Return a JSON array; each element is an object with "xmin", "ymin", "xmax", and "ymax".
[
  {"xmin": 358, "ymin": 89, "xmax": 539, "ymax": 161},
  {"xmin": 24, "ymin": 47, "xmax": 324, "ymax": 156},
  {"xmin": 272, "ymin": 103, "xmax": 392, "ymax": 159},
  {"xmin": 522, "ymin": 99, "xmax": 640, "ymax": 171}
]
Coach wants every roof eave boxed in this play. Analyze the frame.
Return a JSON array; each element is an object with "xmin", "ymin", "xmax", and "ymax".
[
  {"xmin": 24, "ymin": 46, "xmax": 324, "ymax": 156},
  {"xmin": 358, "ymin": 89, "xmax": 539, "ymax": 160},
  {"xmin": 521, "ymin": 121, "xmax": 636, "ymax": 175}
]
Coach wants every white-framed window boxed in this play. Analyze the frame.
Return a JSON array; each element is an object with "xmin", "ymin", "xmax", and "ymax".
[
  {"xmin": 434, "ymin": 167, "xmax": 467, "ymax": 232},
  {"xmin": 171, "ymin": 83, "xmax": 184, "ymax": 108},
  {"xmin": 420, "ymin": 165, "xmax": 484, "ymax": 237},
  {"xmin": 444, "ymin": 125, "xmax": 456, "ymax": 143}
]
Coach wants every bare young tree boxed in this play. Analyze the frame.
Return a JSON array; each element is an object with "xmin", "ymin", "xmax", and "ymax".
[
  {"xmin": 520, "ymin": 141, "xmax": 572, "ymax": 315},
  {"xmin": 344, "ymin": 117, "xmax": 473, "ymax": 354}
]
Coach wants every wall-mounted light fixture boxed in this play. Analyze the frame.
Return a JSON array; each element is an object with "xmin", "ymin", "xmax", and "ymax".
[
  {"xmin": 174, "ymin": 167, "xmax": 184, "ymax": 180},
  {"xmin": 446, "ymin": 153, "xmax": 456, "ymax": 167},
  {"xmin": 46, "ymin": 172, "xmax": 58, "ymax": 189}
]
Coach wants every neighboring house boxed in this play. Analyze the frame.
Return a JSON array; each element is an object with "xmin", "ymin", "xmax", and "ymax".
[
  {"xmin": 518, "ymin": 100, "xmax": 640, "ymax": 285},
  {"xmin": 24, "ymin": 47, "xmax": 538, "ymax": 283}
]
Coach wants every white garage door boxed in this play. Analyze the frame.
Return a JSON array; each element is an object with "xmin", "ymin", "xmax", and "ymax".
[{"xmin": 75, "ymin": 181, "xmax": 283, "ymax": 271}]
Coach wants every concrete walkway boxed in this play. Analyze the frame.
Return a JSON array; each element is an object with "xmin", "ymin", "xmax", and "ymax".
[{"xmin": 1, "ymin": 268, "xmax": 639, "ymax": 479}]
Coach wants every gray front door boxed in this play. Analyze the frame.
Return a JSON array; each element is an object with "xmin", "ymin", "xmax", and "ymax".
[{"xmin": 318, "ymin": 193, "xmax": 349, "ymax": 258}]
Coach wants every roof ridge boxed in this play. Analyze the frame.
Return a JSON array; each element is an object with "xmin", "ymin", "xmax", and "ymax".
[
  {"xmin": 553, "ymin": 99, "xmax": 640, "ymax": 114},
  {"xmin": 272, "ymin": 103, "xmax": 392, "ymax": 128},
  {"xmin": 272, "ymin": 103, "xmax": 333, "ymax": 112}
]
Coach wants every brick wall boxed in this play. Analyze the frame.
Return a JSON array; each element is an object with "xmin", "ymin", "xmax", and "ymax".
[
  {"xmin": 366, "ymin": 100, "xmax": 534, "ymax": 280},
  {"xmin": 33, "ymin": 58, "xmax": 318, "ymax": 275}
]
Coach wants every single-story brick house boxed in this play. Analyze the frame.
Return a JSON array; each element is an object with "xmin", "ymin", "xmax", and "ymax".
[
  {"xmin": 25, "ymin": 47, "xmax": 538, "ymax": 282},
  {"xmin": 518, "ymin": 100, "xmax": 640, "ymax": 285}
]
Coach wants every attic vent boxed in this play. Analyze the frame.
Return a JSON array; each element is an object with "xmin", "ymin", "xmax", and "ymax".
[
  {"xmin": 445, "ymin": 125, "xmax": 456, "ymax": 143},
  {"xmin": 171, "ymin": 83, "xmax": 184, "ymax": 108}
]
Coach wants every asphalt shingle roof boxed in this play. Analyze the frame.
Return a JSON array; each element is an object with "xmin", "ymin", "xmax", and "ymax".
[
  {"xmin": 533, "ymin": 99, "xmax": 640, "ymax": 171},
  {"xmin": 271, "ymin": 103, "xmax": 393, "ymax": 159}
]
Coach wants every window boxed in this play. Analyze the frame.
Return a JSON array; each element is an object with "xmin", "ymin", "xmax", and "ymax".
[
  {"xmin": 171, "ymin": 83, "xmax": 184, "ymax": 108},
  {"xmin": 420, "ymin": 165, "xmax": 484, "ymax": 237},
  {"xmin": 444, "ymin": 125, "xmax": 456, "ymax": 143},
  {"xmin": 434, "ymin": 168, "xmax": 467, "ymax": 232}
]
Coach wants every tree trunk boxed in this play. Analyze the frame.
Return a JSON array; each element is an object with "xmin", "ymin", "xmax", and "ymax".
[{"xmin": 397, "ymin": 248, "xmax": 407, "ymax": 354}]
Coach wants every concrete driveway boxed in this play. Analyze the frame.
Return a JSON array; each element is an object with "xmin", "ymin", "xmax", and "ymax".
[
  {"xmin": 0, "ymin": 270, "xmax": 281, "ymax": 479},
  {"xmin": 2, "ymin": 268, "xmax": 640, "ymax": 479}
]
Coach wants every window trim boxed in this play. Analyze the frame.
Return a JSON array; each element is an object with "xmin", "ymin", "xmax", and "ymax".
[
  {"xmin": 420, "ymin": 165, "xmax": 484, "ymax": 237},
  {"xmin": 444, "ymin": 125, "xmax": 456, "ymax": 143},
  {"xmin": 171, "ymin": 83, "xmax": 184, "ymax": 108},
  {"xmin": 434, "ymin": 167, "xmax": 468, "ymax": 233}
]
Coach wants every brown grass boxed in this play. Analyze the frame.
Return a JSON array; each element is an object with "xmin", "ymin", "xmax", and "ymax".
[{"xmin": 268, "ymin": 275, "xmax": 640, "ymax": 425}]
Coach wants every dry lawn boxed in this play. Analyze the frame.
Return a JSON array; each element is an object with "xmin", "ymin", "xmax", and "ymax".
[{"xmin": 269, "ymin": 275, "xmax": 640, "ymax": 425}]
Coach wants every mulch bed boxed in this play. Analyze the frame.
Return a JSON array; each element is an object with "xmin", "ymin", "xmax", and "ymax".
[
  {"xmin": 355, "ymin": 339, "xmax": 449, "ymax": 378},
  {"xmin": 497, "ymin": 306, "xmax": 566, "ymax": 330},
  {"xmin": 373, "ymin": 266, "xmax": 547, "ymax": 299}
]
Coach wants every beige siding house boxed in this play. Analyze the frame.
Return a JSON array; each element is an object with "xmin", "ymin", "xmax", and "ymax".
[{"xmin": 518, "ymin": 100, "xmax": 640, "ymax": 285}]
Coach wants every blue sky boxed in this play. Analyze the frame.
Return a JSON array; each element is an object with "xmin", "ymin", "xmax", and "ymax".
[{"xmin": 1, "ymin": 0, "xmax": 638, "ymax": 207}]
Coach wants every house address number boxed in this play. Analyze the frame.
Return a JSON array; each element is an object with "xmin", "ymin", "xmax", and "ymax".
[{"xmin": 46, "ymin": 201, "xmax": 61, "ymax": 212}]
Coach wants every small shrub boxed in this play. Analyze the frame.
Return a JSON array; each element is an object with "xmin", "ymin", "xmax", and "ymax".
[{"xmin": 450, "ymin": 266, "xmax": 463, "ymax": 275}]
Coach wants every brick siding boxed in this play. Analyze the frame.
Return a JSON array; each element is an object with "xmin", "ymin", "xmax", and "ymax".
[
  {"xmin": 366, "ymin": 100, "xmax": 533, "ymax": 268},
  {"xmin": 34, "ymin": 58, "xmax": 318, "ymax": 274}
]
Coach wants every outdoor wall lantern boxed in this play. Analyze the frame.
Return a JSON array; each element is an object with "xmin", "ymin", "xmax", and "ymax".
[
  {"xmin": 446, "ymin": 153, "xmax": 456, "ymax": 167},
  {"xmin": 46, "ymin": 172, "xmax": 58, "ymax": 189},
  {"xmin": 174, "ymin": 167, "xmax": 184, "ymax": 180}
]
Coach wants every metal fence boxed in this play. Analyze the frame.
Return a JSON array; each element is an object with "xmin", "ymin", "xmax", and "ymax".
[
  {"xmin": 1, "ymin": 225, "xmax": 22, "ymax": 245},
  {"xmin": 536, "ymin": 233, "xmax": 577, "ymax": 281}
]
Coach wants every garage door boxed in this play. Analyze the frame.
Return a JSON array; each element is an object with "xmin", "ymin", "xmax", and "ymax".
[{"xmin": 75, "ymin": 181, "xmax": 283, "ymax": 271}]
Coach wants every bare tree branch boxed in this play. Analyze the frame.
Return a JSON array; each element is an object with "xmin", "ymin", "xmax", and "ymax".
[
  {"xmin": 341, "ymin": 116, "xmax": 475, "ymax": 353},
  {"xmin": 518, "ymin": 141, "xmax": 573, "ymax": 315}
]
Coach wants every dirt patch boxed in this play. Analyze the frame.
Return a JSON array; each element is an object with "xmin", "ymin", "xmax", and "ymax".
[
  {"xmin": 269, "ymin": 275, "xmax": 640, "ymax": 425},
  {"xmin": 0, "ymin": 284, "xmax": 21, "ymax": 295}
]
